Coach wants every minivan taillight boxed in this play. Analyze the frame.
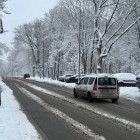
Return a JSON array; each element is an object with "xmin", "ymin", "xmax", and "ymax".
[
  {"xmin": 93, "ymin": 84, "xmax": 97, "ymax": 90},
  {"xmin": 117, "ymin": 84, "xmax": 119, "ymax": 91}
]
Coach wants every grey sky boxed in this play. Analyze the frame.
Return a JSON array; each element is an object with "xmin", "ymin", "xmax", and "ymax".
[{"xmin": 1, "ymin": 0, "xmax": 58, "ymax": 47}]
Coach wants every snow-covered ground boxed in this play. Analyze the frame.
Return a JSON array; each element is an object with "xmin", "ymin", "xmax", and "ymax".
[
  {"xmin": 120, "ymin": 87, "xmax": 140, "ymax": 103},
  {"xmin": 30, "ymin": 77, "xmax": 140, "ymax": 103},
  {"xmin": 0, "ymin": 77, "xmax": 41, "ymax": 140},
  {"xmin": 30, "ymin": 76, "xmax": 76, "ymax": 89}
]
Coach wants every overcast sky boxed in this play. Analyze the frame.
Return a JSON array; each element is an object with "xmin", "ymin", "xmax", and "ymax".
[{"xmin": 0, "ymin": 0, "xmax": 58, "ymax": 47}]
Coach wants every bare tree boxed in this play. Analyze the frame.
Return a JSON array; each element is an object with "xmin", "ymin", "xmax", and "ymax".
[
  {"xmin": 87, "ymin": 0, "xmax": 140, "ymax": 73},
  {"xmin": 0, "ymin": 0, "xmax": 10, "ymax": 33},
  {"xmin": 14, "ymin": 19, "xmax": 46, "ymax": 67}
]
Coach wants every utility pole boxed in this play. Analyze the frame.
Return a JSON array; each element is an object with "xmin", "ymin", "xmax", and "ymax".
[{"xmin": 77, "ymin": 0, "xmax": 82, "ymax": 82}]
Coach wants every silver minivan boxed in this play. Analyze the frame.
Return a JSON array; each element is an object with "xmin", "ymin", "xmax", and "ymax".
[{"xmin": 73, "ymin": 74, "xmax": 119, "ymax": 103}]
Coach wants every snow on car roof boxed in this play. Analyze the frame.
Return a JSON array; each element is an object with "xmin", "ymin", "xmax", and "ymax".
[
  {"xmin": 113, "ymin": 73, "xmax": 136, "ymax": 80},
  {"xmin": 83, "ymin": 73, "xmax": 115, "ymax": 78},
  {"xmin": 96, "ymin": 73, "xmax": 115, "ymax": 78}
]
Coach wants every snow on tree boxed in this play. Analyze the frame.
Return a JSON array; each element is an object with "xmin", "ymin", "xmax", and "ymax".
[
  {"xmin": 11, "ymin": 0, "xmax": 140, "ymax": 77},
  {"xmin": 14, "ymin": 19, "xmax": 47, "ymax": 68},
  {"xmin": 83, "ymin": 0, "xmax": 140, "ymax": 73}
]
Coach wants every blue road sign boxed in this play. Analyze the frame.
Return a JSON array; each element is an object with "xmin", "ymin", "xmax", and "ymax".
[{"xmin": 39, "ymin": 64, "xmax": 43, "ymax": 68}]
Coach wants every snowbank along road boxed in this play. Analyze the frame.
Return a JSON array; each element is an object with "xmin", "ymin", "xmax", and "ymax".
[{"xmin": 3, "ymin": 77, "xmax": 140, "ymax": 140}]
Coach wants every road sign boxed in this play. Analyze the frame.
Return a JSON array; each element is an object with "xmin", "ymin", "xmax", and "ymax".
[
  {"xmin": 39, "ymin": 64, "xmax": 43, "ymax": 68},
  {"xmin": 32, "ymin": 65, "xmax": 36, "ymax": 70}
]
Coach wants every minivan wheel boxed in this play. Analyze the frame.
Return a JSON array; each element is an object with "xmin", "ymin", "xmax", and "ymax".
[
  {"xmin": 73, "ymin": 89, "xmax": 78, "ymax": 98},
  {"xmin": 87, "ymin": 93, "xmax": 92, "ymax": 102},
  {"xmin": 112, "ymin": 98, "xmax": 118, "ymax": 103}
]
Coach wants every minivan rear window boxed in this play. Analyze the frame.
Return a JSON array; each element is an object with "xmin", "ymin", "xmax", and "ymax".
[{"xmin": 98, "ymin": 78, "xmax": 116, "ymax": 85}]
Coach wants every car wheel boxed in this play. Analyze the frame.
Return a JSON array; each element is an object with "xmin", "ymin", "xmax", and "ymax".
[
  {"xmin": 112, "ymin": 98, "xmax": 118, "ymax": 103},
  {"xmin": 87, "ymin": 92, "xmax": 92, "ymax": 102},
  {"xmin": 73, "ymin": 89, "xmax": 78, "ymax": 98}
]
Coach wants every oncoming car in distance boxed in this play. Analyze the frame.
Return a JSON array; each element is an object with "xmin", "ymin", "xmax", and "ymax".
[
  {"xmin": 23, "ymin": 74, "xmax": 30, "ymax": 79},
  {"xmin": 73, "ymin": 74, "xmax": 119, "ymax": 103}
]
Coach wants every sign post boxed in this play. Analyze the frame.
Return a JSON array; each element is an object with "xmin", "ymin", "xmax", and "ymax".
[
  {"xmin": 32, "ymin": 65, "xmax": 36, "ymax": 70},
  {"xmin": 39, "ymin": 64, "xmax": 43, "ymax": 79},
  {"xmin": 39, "ymin": 64, "xmax": 43, "ymax": 69},
  {"xmin": 32, "ymin": 65, "xmax": 36, "ymax": 77}
]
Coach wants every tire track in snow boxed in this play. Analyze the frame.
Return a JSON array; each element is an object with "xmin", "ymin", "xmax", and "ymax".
[
  {"xmin": 19, "ymin": 86, "xmax": 106, "ymax": 140},
  {"xmin": 15, "ymin": 79, "xmax": 140, "ymax": 134}
]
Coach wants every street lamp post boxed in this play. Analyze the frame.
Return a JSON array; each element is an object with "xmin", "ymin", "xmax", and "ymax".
[
  {"xmin": 77, "ymin": 0, "xmax": 82, "ymax": 82},
  {"xmin": 43, "ymin": 41, "xmax": 45, "ymax": 79}
]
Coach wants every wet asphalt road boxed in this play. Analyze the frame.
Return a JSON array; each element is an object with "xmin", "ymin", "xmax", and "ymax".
[{"xmin": 3, "ymin": 77, "xmax": 140, "ymax": 140}]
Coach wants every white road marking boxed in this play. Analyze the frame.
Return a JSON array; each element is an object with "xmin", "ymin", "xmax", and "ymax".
[
  {"xmin": 16, "ymin": 79, "xmax": 140, "ymax": 133},
  {"xmin": 19, "ymin": 87, "xmax": 106, "ymax": 140}
]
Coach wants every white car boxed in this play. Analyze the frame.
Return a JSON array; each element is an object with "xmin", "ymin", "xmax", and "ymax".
[
  {"xmin": 113, "ymin": 73, "xmax": 136, "ymax": 87},
  {"xmin": 73, "ymin": 73, "xmax": 119, "ymax": 103}
]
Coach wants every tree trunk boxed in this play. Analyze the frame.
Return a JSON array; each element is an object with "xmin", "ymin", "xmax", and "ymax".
[{"xmin": 97, "ymin": 41, "xmax": 102, "ymax": 74}]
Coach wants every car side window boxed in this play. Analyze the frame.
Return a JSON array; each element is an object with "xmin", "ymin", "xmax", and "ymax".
[
  {"xmin": 83, "ymin": 77, "xmax": 89, "ymax": 85},
  {"xmin": 88, "ymin": 77, "xmax": 95, "ymax": 85},
  {"xmin": 79, "ymin": 78, "xmax": 84, "ymax": 85}
]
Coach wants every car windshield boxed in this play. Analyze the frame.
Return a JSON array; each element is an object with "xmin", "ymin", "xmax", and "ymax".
[{"xmin": 98, "ymin": 78, "xmax": 116, "ymax": 85}]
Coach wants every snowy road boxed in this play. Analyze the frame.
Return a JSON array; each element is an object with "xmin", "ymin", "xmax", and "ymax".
[{"xmin": 3, "ymin": 77, "xmax": 140, "ymax": 140}]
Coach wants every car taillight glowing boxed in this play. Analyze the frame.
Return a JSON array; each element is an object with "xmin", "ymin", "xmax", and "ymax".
[
  {"xmin": 117, "ymin": 84, "xmax": 119, "ymax": 90},
  {"xmin": 93, "ymin": 84, "xmax": 97, "ymax": 90}
]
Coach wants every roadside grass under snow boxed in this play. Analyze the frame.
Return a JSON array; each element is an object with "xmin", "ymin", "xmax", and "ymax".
[
  {"xmin": 0, "ymin": 77, "xmax": 41, "ymax": 140},
  {"xmin": 30, "ymin": 77, "xmax": 140, "ymax": 103}
]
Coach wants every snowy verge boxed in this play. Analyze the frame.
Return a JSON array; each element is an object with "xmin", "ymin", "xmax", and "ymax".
[
  {"xmin": 120, "ymin": 87, "xmax": 140, "ymax": 103},
  {"xmin": 0, "ymin": 77, "xmax": 42, "ymax": 140},
  {"xmin": 29, "ymin": 77, "xmax": 140, "ymax": 103},
  {"xmin": 29, "ymin": 77, "xmax": 75, "ymax": 89}
]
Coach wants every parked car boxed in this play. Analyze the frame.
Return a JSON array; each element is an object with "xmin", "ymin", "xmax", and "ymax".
[
  {"xmin": 113, "ymin": 73, "xmax": 136, "ymax": 87},
  {"xmin": 136, "ymin": 74, "xmax": 140, "ymax": 89},
  {"xmin": 73, "ymin": 73, "xmax": 119, "ymax": 103},
  {"xmin": 65, "ymin": 74, "xmax": 85, "ymax": 83},
  {"xmin": 23, "ymin": 74, "xmax": 30, "ymax": 79},
  {"xmin": 58, "ymin": 74, "xmax": 73, "ymax": 82}
]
